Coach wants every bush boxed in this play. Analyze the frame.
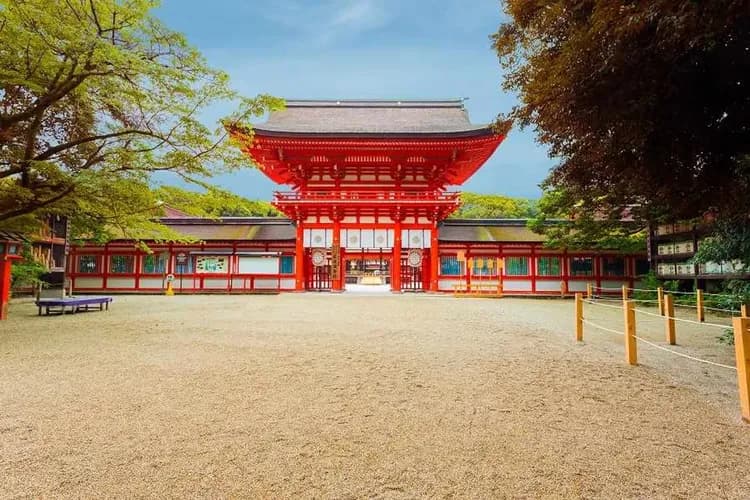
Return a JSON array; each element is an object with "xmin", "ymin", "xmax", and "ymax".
[{"xmin": 10, "ymin": 244, "xmax": 47, "ymax": 289}]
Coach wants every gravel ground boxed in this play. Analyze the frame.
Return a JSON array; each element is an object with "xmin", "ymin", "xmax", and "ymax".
[{"xmin": 1, "ymin": 294, "xmax": 749, "ymax": 499}]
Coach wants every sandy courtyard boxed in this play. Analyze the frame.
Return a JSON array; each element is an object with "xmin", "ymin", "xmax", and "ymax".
[{"xmin": 1, "ymin": 294, "xmax": 748, "ymax": 498}]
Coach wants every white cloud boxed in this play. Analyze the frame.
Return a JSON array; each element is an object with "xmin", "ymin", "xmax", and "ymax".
[{"xmin": 259, "ymin": 0, "xmax": 389, "ymax": 47}]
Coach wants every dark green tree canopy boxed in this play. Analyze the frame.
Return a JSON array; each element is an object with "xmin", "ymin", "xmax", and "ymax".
[{"xmin": 494, "ymin": 0, "xmax": 750, "ymax": 223}]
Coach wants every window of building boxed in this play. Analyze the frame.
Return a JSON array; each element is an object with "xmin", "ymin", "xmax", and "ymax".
[
  {"xmin": 570, "ymin": 257, "xmax": 594, "ymax": 276},
  {"xmin": 440, "ymin": 255, "xmax": 463, "ymax": 276},
  {"xmin": 504, "ymin": 256, "xmax": 529, "ymax": 276},
  {"xmin": 537, "ymin": 256, "xmax": 561, "ymax": 276},
  {"xmin": 280, "ymin": 255, "xmax": 294, "ymax": 274},
  {"xmin": 471, "ymin": 257, "xmax": 498, "ymax": 276},
  {"xmin": 602, "ymin": 257, "xmax": 625, "ymax": 277},
  {"xmin": 78, "ymin": 255, "xmax": 99, "ymax": 273},
  {"xmin": 142, "ymin": 253, "xmax": 168, "ymax": 274},
  {"xmin": 110, "ymin": 255, "xmax": 134, "ymax": 274}
]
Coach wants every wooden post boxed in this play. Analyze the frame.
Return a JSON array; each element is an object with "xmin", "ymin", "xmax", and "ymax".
[
  {"xmin": 624, "ymin": 300, "xmax": 637, "ymax": 365},
  {"xmin": 586, "ymin": 283, "xmax": 593, "ymax": 300},
  {"xmin": 657, "ymin": 287, "xmax": 664, "ymax": 315},
  {"xmin": 622, "ymin": 284, "xmax": 628, "ymax": 303},
  {"xmin": 742, "ymin": 304, "xmax": 748, "ymax": 318},
  {"xmin": 696, "ymin": 289, "xmax": 704, "ymax": 322},
  {"xmin": 575, "ymin": 293, "xmax": 583, "ymax": 342},
  {"xmin": 732, "ymin": 317, "xmax": 750, "ymax": 422},
  {"xmin": 560, "ymin": 280, "xmax": 566, "ymax": 298},
  {"xmin": 664, "ymin": 293, "xmax": 676, "ymax": 345}
]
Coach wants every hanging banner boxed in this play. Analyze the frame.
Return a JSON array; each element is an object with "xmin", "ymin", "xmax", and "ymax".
[{"xmin": 330, "ymin": 247, "xmax": 340, "ymax": 278}]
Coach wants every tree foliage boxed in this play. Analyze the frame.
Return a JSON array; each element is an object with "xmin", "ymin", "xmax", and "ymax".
[
  {"xmin": 153, "ymin": 185, "xmax": 280, "ymax": 218},
  {"xmin": 693, "ymin": 217, "xmax": 750, "ymax": 271},
  {"xmin": 451, "ymin": 192, "xmax": 537, "ymax": 219},
  {"xmin": 493, "ymin": 1, "xmax": 750, "ymax": 228},
  {"xmin": 527, "ymin": 188, "xmax": 646, "ymax": 252},
  {"xmin": 0, "ymin": 0, "xmax": 281, "ymax": 239}
]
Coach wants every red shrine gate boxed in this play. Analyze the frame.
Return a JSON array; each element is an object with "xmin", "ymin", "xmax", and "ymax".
[{"xmin": 229, "ymin": 99, "xmax": 505, "ymax": 292}]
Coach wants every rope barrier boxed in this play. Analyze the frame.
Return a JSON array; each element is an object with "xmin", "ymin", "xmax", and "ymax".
[
  {"xmin": 632, "ymin": 335, "xmax": 737, "ymax": 370},
  {"xmin": 582, "ymin": 319, "xmax": 623, "ymax": 336},
  {"xmin": 703, "ymin": 306, "xmax": 740, "ymax": 314},
  {"xmin": 583, "ymin": 299, "xmax": 626, "ymax": 311},
  {"xmin": 628, "ymin": 287, "xmax": 737, "ymax": 300},
  {"xmin": 632, "ymin": 307, "xmax": 731, "ymax": 330}
]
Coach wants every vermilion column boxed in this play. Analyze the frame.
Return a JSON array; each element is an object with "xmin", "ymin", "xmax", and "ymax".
[
  {"xmin": 295, "ymin": 221, "xmax": 305, "ymax": 291},
  {"xmin": 332, "ymin": 219, "xmax": 342, "ymax": 292},
  {"xmin": 392, "ymin": 220, "xmax": 402, "ymax": 292},
  {"xmin": 0, "ymin": 258, "xmax": 12, "ymax": 320},
  {"xmin": 430, "ymin": 224, "xmax": 439, "ymax": 292}
]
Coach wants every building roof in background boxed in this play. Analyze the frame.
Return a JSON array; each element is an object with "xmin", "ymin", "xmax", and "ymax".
[
  {"xmin": 253, "ymin": 99, "xmax": 493, "ymax": 137},
  {"xmin": 161, "ymin": 206, "xmax": 194, "ymax": 218},
  {"xmin": 148, "ymin": 217, "xmax": 548, "ymax": 243},
  {"xmin": 0, "ymin": 230, "xmax": 28, "ymax": 242},
  {"xmin": 438, "ymin": 219, "xmax": 548, "ymax": 243},
  {"xmin": 160, "ymin": 217, "xmax": 295, "ymax": 241}
]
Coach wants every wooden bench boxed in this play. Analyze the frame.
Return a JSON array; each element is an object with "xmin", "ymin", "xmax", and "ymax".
[{"xmin": 35, "ymin": 296, "xmax": 113, "ymax": 316}]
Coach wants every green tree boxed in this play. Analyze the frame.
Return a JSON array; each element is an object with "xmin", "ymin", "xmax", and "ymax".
[
  {"xmin": 526, "ymin": 188, "xmax": 646, "ymax": 252},
  {"xmin": 451, "ymin": 192, "xmax": 537, "ymax": 219},
  {"xmin": 493, "ymin": 1, "xmax": 750, "ymax": 234},
  {"xmin": 0, "ymin": 0, "xmax": 282, "ymax": 239},
  {"xmin": 153, "ymin": 185, "xmax": 280, "ymax": 218}
]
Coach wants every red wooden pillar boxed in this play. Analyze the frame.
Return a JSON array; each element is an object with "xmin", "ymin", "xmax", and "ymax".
[
  {"xmin": 332, "ymin": 219, "xmax": 342, "ymax": 292},
  {"xmin": 294, "ymin": 220, "xmax": 305, "ymax": 291},
  {"xmin": 430, "ymin": 224, "xmax": 439, "ymax": 292},
  {"xmin": 392, "ymin": 219, "xmax": 402, "ymax": 292},
  {"xmin": 0, "ymin": 258, "xmax": 11, "ymax": 320}
]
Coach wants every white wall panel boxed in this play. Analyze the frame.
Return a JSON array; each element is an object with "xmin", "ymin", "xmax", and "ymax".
[
  {"xmin": 255, "ymin": 279, "xmax": 280, "ymax": 289},
  {"xmin": 74, "ymin": 277, "xmax": 103, "ymax": 289},
  {"xmin": 203, "ymin": 278, "xmax": 228, "ymax": 289},
  {"xmin": 279, "ymin": 279, "xmax": 296, "ymax": 289},
  {"xmin": 502, "ymin": 280, "xmax": 532, "ymax": 291},
  {"xmin": 536, "ymin": 280, "xmax": 563, "ymax": 292},
  {"xmin": 568, "ymin": 281, "xmax": 589, "ymax": 292},
  {"xmin": 238, "ymin": 256, "xmax": 279, "ymax": 274},
  {"xmin": 139, "ymin": 278, "xmax": 164, "ymax": 289}
]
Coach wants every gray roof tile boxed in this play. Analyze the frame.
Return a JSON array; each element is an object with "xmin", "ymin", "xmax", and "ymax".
[{"xmin": 254, "ymin": 99, "xmax": 492, "ymax": 136}]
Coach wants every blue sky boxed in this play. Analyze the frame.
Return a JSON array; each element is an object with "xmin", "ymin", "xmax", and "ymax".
[{"xmin": 155, "ymin": 0, "xmax": 555, "ymax": 200}]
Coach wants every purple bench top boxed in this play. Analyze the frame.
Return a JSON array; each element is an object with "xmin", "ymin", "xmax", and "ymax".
[{"xmin": 36, "ymin": 296, "xmax": 114, "ymax": 306}]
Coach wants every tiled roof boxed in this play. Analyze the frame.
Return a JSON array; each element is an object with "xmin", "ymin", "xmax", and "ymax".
[
  {"xmin": 0, "ymin": 230, "xmax": 28, "ymax": 242},
  {"xmin": 254, "ymin": 99, "xmax": 492, "ymax": 137},
  {"xmin": 439, "ymin": 219, "xmax": 548, "ymax": 243},
  {"xmin": 161, "ymin": 218, "xmax": 295, "ymax": 241}
]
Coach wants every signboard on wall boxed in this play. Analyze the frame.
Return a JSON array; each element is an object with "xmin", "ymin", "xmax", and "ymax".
[
  {"xmin": 195, "ymin": 256, "xmax": 228, "ymax": 273},
  {"xmin": 330, "ymin": 247, "xmax": 340, "ymax": 279}
]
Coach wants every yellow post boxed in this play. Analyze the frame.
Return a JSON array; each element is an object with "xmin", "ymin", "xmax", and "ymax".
[
  {"xmin": 624, "ymin": 300, "xmax": 637, "ymax": 365},
  {"xmin": 586, "ymin": 283, "xmax": 593, "ymax": 300},
  {"xmin": 622, "ymin": 284, "xmax": 628, "ymax": 303},
  {"xmin": 657, "ymin": 287, "xmax": 665, "ymax": 316},
  {"xmin": 742, "ymin": 304, "xmax": 749, "ymax": 318},
  {"xmin": 664, "ymin": 293, "xmax": 676, "ymax": 345},
  {"xmin": 696, "ymin": 289, "xmax": 704, "ymax": 322},
  {"xmin": 575, "ymin": 293, "xmax": 583, "ymax": 342},
  {"xmin": 560, "ymin": 280, "xmax": 567, "ymax": 298},
  {"xmin": 732, "ymin": 317, "xmax": 750, "ymax": 422}
]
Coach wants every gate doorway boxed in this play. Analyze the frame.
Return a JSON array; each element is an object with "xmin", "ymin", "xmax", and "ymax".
[
  {"xmin": 305, "ymin": 249, "xmax": 332, "ymax": 291},
  {"xmin": 345, "ymin": 251, "xmax": 391, "ymax": 293}
]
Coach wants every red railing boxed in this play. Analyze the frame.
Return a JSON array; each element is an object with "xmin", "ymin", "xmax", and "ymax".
[{"xmin": 274, "ymin": 191, "xmax": 460, "ymax": 203}]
